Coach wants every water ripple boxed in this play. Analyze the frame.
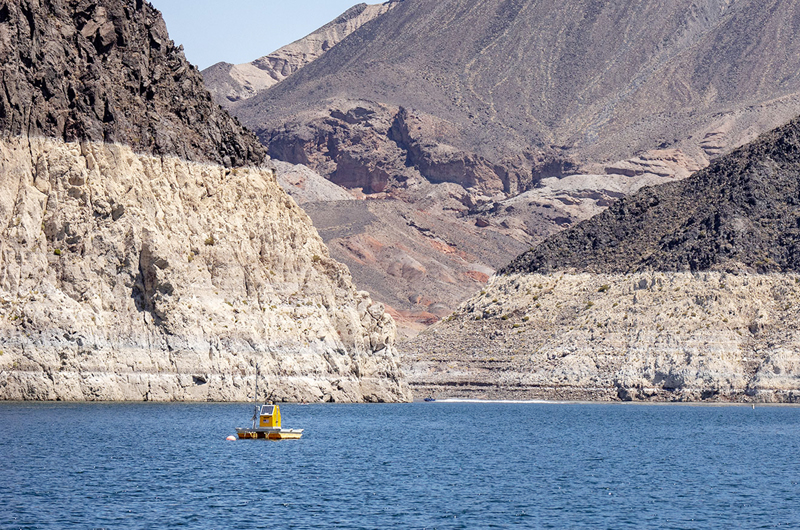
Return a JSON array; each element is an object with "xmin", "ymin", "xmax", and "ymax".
[{"xmin": 1, "ymin": 402, "xmax": 799, "ymax": 528}]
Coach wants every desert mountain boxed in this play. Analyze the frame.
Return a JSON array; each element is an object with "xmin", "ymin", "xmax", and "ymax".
[
  {"xmin": 202, "ymin": 2, "xmax": 397, "ymax": 109},
  {"xmin": 406, "ymin": 117, "xmax": 800, "ymax": 403},
  {"xmin": 220, "ymin": 0, "xmax": 800, "ymax": 334},
  {"xmin": 0, "ymin": 0, "xmax": 408, "ymax": 403},
  {"xmin": 240, "ymin": 0, "xmax": 800, "ymax": 166}
]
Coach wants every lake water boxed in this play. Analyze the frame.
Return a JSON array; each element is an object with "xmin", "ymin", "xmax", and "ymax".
[{"xmin": 1, "ymin": 401, "xmax": 798, "ymax": 529}]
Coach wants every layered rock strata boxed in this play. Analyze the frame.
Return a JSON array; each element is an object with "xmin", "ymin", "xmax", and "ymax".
[
  {"xmin": 405, "ymin": 272, "xmax": 800, "ymax": 403},
  {"xmin": 0, "ymin": 136, "xmax": 408, "ymax": 402}
]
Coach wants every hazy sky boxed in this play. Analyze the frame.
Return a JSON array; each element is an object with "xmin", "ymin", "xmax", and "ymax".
[{"xmin": 149, "ymin": 0, "xmax": 365, "ymax": 70}]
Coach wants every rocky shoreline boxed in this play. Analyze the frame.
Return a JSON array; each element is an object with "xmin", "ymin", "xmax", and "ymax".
[{"xmin": 403, "ymin": 271, "xmax": 800, "ymax": 403}]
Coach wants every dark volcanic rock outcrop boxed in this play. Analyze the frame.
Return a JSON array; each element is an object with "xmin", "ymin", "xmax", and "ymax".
[
  {"xmin": 504, "ymin": 118, "xmax": 800, "ymax": 275},
  {"xmin": 0, "ymin": 0, "xmax": 265, "ymax": 167}
]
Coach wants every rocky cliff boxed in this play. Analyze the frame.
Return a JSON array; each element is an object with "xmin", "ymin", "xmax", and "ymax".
[
  {"xmin": 404, "ymin": 117, "xmax": 800, "ymax": 402},
  {"xmin": 202, "ymin": 2, "xmax": 397, "ymax": 109},
  {"xmin": 0, "ymin": 0, "xmax": 408, "ymax": 402}
]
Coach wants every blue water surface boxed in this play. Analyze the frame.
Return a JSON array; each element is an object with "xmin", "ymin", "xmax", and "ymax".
[{"xmin": 1, "ymin": 401, "xmax": 798, "ymax": 529}]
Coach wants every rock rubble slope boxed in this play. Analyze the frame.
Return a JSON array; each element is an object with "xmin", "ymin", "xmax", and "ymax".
[
  {"xmin": 0, "ymin": 0, "xmax": 408, "ymax": 402},
  {"xmin": 405, "ymin": 118, "xmax": 800, "ymax": 403}
]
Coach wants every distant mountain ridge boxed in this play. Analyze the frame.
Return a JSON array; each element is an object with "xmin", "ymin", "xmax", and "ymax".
[{"xmin": 202, "ymin": 2, "xmax": 397, "ymax": 109}]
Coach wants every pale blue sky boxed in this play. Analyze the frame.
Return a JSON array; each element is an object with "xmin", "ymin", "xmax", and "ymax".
[{"xmin": 149, "ymin": 0, "xmax": 365, "ymax": 69}]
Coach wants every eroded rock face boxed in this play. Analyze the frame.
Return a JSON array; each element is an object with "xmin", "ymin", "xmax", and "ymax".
[
  {"xmin": 404, "ymin": 272, "xmax": 800, "ymax": 403},
  {"xmin": 0, "ymin": 0, "xmax": 266, "ymax": 167},
  {"xmin": 265, "ymin": 102, "xmax": 573, "ymax": 202},
  {"xmin": 0, "ymin": 137, "xmax": 409, "ymax": 402}
]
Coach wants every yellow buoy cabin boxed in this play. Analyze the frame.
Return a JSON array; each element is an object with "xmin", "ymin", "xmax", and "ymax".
[{"xmin": 236, "ymin": 403, "xmax": 303, "ymax": 440}]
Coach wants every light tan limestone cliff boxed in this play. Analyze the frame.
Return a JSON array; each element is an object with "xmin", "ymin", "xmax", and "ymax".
[
  {"xmin": 0, "ymin": 136, "xmax": 409, "ymax": 402},
  {"xmin": 405, "ymin": 272, "xmax": 800, "ymax": 402}
]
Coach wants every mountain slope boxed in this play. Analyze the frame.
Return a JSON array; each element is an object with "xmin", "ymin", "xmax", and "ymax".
[
  {"xmin": 221, "ymin": 0, "xmax": 800, "ymax": 333},
  {"xmin": 404, "ymin": 117, "xmax": 800, "ymax": 403},
  {"xmin": 202, "ymin": 2, "xmax": 397, "ymax": 109},
  {"xmin": 237, "ymin": 0, "xmax": 800, "ymax": 165},
  {"xmin": 503, "ymin": 117, "xmax": 800, "ymax": 274},
  {"xmin": 0, "ymin": 0, "xmax": 408, "ymax": 403}
]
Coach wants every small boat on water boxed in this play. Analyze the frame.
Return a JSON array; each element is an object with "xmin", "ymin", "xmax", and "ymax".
[
  {"xmin": 235, "ymin": 365, "xmax": 303, "ymax": 440},
  {"xmin": 424, "ymin": 396, "xmax": 436, "ymax": 402},
  {"xmin": 236, "ymin": 402, "xmax": 303, "ymax": 440}
]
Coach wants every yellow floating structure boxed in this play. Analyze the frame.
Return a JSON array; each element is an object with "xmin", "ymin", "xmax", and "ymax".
[{"xmin": 236, "ymin": 403, "xmax": 303, "ymax": 440}]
